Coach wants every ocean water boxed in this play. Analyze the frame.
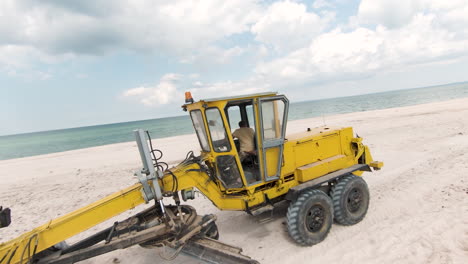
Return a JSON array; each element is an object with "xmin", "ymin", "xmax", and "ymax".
[{"xmin": 1, "ymin": 82, "xmax": 467, "ymax": 160}]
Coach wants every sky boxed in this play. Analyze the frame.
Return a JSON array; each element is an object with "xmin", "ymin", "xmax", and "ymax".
[{"xmin": 1, "ymin": 0, "xmax": 468, "ymax": 136}]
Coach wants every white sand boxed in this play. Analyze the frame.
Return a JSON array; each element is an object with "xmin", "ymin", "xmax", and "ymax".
[{"xmin": 1, "ymin": 98, "xmax": 468, "ymax": 264}]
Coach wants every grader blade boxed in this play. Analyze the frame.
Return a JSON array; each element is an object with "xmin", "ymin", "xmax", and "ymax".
[
  {"xmin": 37, "ymin": 225, "xmax": 257, "ymax": 264},
  {"xmin": 35, "ymin": 206, "xmax": 257, "ymax": 264},
  {"xmin": 183, "ymin": 237, "xmax": 259, "ymax": 264}
]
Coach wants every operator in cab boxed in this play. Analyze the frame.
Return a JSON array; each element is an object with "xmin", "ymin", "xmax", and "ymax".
[{"xmin": 232, "ymin": 121, "xmax": 255, "ymax": 161}]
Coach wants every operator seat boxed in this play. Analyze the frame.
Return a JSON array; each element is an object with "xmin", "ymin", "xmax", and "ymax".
[{"xmin": 241, "ymin": 137, "xmax": 257, "ymax": 168}]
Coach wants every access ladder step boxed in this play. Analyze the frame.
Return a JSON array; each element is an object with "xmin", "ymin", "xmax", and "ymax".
[{"xmin": 250, "ymin": 204, "xmax": 274, "ymax": 216}]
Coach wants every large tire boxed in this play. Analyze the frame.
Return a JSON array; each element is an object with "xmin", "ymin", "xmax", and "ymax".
[
  {"xmin": 331, "ymin": 174, "xmax": 369, "ymax": 226},
  {"xmin": 287, "ymin": 189, "xmax": 333, "ymax": 246}
]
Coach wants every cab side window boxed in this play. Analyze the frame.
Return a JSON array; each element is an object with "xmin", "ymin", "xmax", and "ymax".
[{"xmin": 261, "ymin": 100, "xmax": 285, "ymax": 140}]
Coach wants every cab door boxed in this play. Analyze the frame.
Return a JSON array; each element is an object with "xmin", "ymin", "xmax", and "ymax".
[{"xmin": 258, "ymin": 96, "xmax": 289, "ymax": 181}]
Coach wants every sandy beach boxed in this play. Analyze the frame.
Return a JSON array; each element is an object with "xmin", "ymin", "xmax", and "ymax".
[{"xmin": 1, "ymin": 98, "xmax": 468, "ymax": 264}]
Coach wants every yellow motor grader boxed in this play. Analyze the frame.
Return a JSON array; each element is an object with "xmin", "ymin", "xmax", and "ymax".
[{"xmin": 0, "ymin": 92, "xmax": 382, "ymax": 264}]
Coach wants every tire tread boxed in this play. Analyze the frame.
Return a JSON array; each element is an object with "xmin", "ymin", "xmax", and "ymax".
[
  {"xmin": 330, "ymin": 174, "xmax": 369, "ymax": 226},
  {"xmin": 287, "ymin": 189, "xmax": 333, "ymax": 246}
]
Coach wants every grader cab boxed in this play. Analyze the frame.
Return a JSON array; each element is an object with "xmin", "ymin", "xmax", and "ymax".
[
  {"xmin": 184, "ymin": 92, "xmax": 288, "ymax": 192},
  {"xmin": 0, "ymin": 92, "xmax": 382, "ymax": 264}
]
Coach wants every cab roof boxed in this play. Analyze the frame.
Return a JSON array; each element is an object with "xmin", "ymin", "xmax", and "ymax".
[{"xmin": 199, "ymin": 92, "xmax": 277, "ymax": 103}]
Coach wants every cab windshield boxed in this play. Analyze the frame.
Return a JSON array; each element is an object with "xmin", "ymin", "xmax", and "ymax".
[
  {"xmin": 205, "ymin": 108, "xmax": 231, "ymax": 152},
  {"xmin": 190, "ymin": 110, "xmax": 210, "ymax": 152}
]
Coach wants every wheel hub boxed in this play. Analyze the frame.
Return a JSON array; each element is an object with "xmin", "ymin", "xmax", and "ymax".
[
  {"xmin": 306, "ymin": 205, "xmax": 325, "ymax": 232},
  {"xmin": 347, "ymin": 188, "xmax": 362, "ymax": 213}
]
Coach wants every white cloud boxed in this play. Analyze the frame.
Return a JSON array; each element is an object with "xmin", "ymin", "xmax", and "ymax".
[
  {"xmin": 192, "ymin": 78, "xmax": 269, "ymax": 98},
  {"xmin": 312, "ymin": 0, "xmax": 334, "ymax": 10},
  {"xmin": 180, "ymin": 46, "xmax": 245, "ymax": 65},
  {"xmin": 358, "ymin": 0, "xmax": 468, "ymax": 32},
  {"xmin": 189, "ymin": 73, "xmax": 200, "ymax": 79},
  {"xmin": 3, "ymin": 0, "xmax": 468, "ymax": 98},
  {"xmin": 123, "ymin": 73, "xmax": 270, "ymax": 107},
  {"xmin": 251, "ymin": 1, "xmax": 330, "ymax": 52},
  {"xmin": 123, "ymin": 74, "xmax": 183, "ymax": 106},
  {"xmin": 0, "ymin": 45, "xmax": 63, "ymax": 79},
  {"xmin": 254, "ymin": 9, "xmax": 468, "ymax": 88},
  {"xmin": 123, "ymin": 87, "xmax": 149, "ymax": 97},
  {"xmin": 0, "ymin": 0, "xmax": 261, "ymax": 68},
  {"xmin": 0, "ymin": 45, "xmax": 72, "ymax": 70},
  {"xmin": 358, "ymin": 0, "xmax": 425, "ymax": 29},
  {"xmin": 0, "ymin": 45, "xmax": 33, "ymax": 70}
]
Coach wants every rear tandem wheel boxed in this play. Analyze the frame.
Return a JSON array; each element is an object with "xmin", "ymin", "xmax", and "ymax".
[
  {"xmin": 286, "ymin": 189, "xmax": 333, "ymax": 246},
  {"xmin": 330, "ymin": 174, "xmax": 370, "ymax": 225}
]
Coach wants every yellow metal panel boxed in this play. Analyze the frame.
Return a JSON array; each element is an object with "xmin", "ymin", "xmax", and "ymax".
[
  {"xmin": 287, "ymin": 126, "xmax": 343, "ymax": 142},
  {"xmin": 370, "ymin": 161, "xmax": 384, "ymax": 170},
  {"xmin": 339, "ymin": 127, "xmax": 354, "ymax": 157},
  {"xmin": 315, "ymin": 133, "xmax": 341, "ymax": 159},
  {"xmin": 363, "ymin": 145, "xmax": 374, "ymax": 163},
  {"xmin": 296, "ymin": 155, "xmax": 354, "ymax": 182},
  {"xmin": 280, "ymin": 141, "xmax": 296, "ymax": 177},
  {"xmin": 265, "ymin": 147, "xmax": 280, "ymax": 177},
  {"xmin": 290, "ymin": 127, "xmax": 344, "ymax": 168},
  {"xmin": 293, "ymin": 140, "xmax": 318, "ymax": 168},
  {"xmin": 162, "ymin": 163, "xmax": 248, "ymax": 211}
]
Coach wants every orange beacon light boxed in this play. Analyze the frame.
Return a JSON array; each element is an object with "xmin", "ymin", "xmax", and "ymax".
[{"xmin": 185, "ymin": 91, "xmax": 194, "ymax": 103}]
